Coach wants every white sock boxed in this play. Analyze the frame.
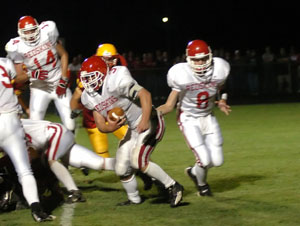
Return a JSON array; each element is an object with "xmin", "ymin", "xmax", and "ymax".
[
  {"xmin": 69, "ymin": 144, "xmax": 104, "ymax": 170},
  {"xmin": 121, "ymin": 175, "xmax": 141, "ymax": 203},
  {"xmin": 19, "ymin": 174, "xmax": 40, "ymax": 205},
  {"xmin": 50, "ymin": 161, "xmax": 78, "ymax": 191},
  {"xmin": 144, "ymin": 162, "xmax": 175, "ymax": 188},
  {"xmin": 103, "ymin": 158, "xmax": 115, "ymax": 171},
  {"xmin": 192, "ymin": 164, "xmax": 207, "ymax": 186}
]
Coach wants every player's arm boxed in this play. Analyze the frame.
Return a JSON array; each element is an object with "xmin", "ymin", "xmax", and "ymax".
[
  {"xmin": 93, "ymin": 110, "xmax": 125, "ymax": 133},
  {"xmin": 14, "ymin": 63, "xmax": 29, "ymax": 83},
  {"xmin": 136, "ymin": 88, "xmax": 152, "ymax": 133},
  {"xmin": 157, "ymin": 90, "xmax": 179, "ymax": 115},
  {"xmin": 216, "ymin": 85, "xmax": 231, "ymax": 115},
  {"xmin": 70, "ymin": 87, "xmax": 83, "ymax": 118},
  {"xmin": 56, "ymin": 42, "xmax": 69, "ymax": 80}
]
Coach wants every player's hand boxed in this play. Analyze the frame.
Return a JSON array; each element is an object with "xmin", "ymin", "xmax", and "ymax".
[
  {"xmin": 106, "ymin": 116, "xmax": 126, "ymax": 132},
  {"xmin": 217, "ymin": 100, "xmax": 231, "ymax": 115},
  {"xmin": 71, "ymin": 109, "xmax": 82, "ymax": 119},
  {"xmin": 136, "ymin": 120, "xmax": 150, "ymax": 133},
  {"xmin": 30, "ymin": 69, "xmax": 48, "ymax": 80},
  {"xmin": 56, "ymin": 77, "xmax": 68, "ymax": 98}
]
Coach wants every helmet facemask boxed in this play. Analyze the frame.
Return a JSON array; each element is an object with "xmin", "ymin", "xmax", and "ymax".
[
  {"xmin": 186, "ymin": 52, "xmax": 212, "ymax": 76},
  {"xmin": 18, "ymin": 25, "xmax": 40, "ymax": 46},
  {"xmin": 80, "ymin": 70, "xmax": 105, "ymax": 94}
]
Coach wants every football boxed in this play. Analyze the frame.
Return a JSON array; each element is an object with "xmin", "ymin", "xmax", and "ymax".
[{"xmin": 108, "ymin": 107, "xmax": 125, "ymax": 122}]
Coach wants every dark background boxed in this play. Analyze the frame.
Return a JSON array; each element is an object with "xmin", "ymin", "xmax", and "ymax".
[{"xmin": 1, "ymin": 1, "xmax": 299, "ymax": 59}]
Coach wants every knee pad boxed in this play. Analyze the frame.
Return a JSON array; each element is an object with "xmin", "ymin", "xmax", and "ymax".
[{"xmin": 115, "ymin": 163, "xmax": 134, "ymax": 177}]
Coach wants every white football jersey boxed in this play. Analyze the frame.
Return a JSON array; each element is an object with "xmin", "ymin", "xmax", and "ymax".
[
  {"xmin": 21, "ymin": 119, "xmax": 74, "ymax": 160},
  {"xmin": 5, "ymin": 21, "xmax": 61, "ymax": 90},
  {"xmin": 0, "ymin": 57, "xmax": 20, "ymax": 113},
  {"xmin": 168, "ymin": 57, "xmax": 230, "ymax": 117},
  {"xmin": 81, "ymin": 66, "xmax": 142, "ymax": 129}
]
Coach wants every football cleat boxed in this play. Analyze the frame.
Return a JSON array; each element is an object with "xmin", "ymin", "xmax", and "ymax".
[
  {"xmin": 136, "ymin": 171, "xmax": 153, "ymax": 191},
  {"xmin": 116, "ymin": 200, "xmax": 141, "ymax": 206},
  {"xmin": 32, "ymin": 210, "xmax": 56, "ymax": 222},
  {"xmin": 198, "ymin": 184, "xmax": 212, "ymax": 197},
  {"xmin": 66, "ymin": 190, "xmax": 86, "ymax": 203},
  {"xmin": 168, "ymin": 182, "xmax": 184, "ymax": 207},
  {"xmin": 31, "ymin": 202, "xmax": 55, "ymax": 222},
  {"xmin": 185, "ymin": 167, "xmax": 198, "ymax": 188},
  {"xmin": 81, "ymin": 167, "xmax": 89, "ymax": 176},
  {"xmin": 185, "ymin": 167, "xmax": 212, "ymax": 196}
]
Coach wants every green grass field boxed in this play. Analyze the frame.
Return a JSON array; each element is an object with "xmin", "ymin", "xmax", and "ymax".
[{"xmin": 1, "ymin": 103, "xmax": 300, "ymax": 226}]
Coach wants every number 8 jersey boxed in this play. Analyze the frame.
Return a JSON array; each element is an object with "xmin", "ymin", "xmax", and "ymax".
[
  {"xmin": 5, "ymin": 21, "xmax": 61, "ymax": 90},
  {"xmin": 167, "ymin": 57, "xmax": 230, "ymax": 117}
]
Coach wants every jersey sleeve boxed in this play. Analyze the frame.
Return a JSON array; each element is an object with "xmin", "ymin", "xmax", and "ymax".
[
  {"xmin": 5, "ymin": 39, "xmax": 24, "ymax": 64},
  {"xmin": 41, "ymin": 21, "xmax": 59, "ymax": 44},
  {"xmin": 167, "ymin": 64, "xmax": 181, "ymax": 92},
  {"xmin": 113, "ymin": 66, "xmax": 138, "ymax": 97}
]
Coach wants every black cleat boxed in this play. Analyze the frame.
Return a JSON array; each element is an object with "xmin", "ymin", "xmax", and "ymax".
[
  {"xmin": 81, "ymin": 167, "xmax": 89, "ymax": 176},
  {"xmin": 185, "ymin": 167, "xmax": 198, "ymax": 188},
  {"xmin": 185, "ymin": 167, "xmax": 212, "ymax": 196},
  {"xmin": 137, "ymin": 172, "xmax": 153, "ymax": 191},
  {"xmin": 31, "ymin": 202, "xmax": 55, "ymax": 222},
  {"xmin": 66, "ymin": 190, "xmax": 86, "ymax": 203},
  {"xmin": 198, "ymin": 184, "xmax": 212, "ymax": 197},
  {"xmin": 168, "ymin": 182, "xmax": 184, "ymax": 207},
  {"xmin": 116, "ymin": 200, "xmax": 141, "ymax": 206}
]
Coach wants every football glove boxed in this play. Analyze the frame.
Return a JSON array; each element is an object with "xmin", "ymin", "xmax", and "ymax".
[
  {"xmin": 30, "ymin": 69, "xmax": 48, "ymax": 80},
  {"xmin": 56, "ymin": 77, "xmax": 69, "ymax": 97},
  {"xmin": 70, "ymin": 109, "xmax": 82, "ymax": 119}
]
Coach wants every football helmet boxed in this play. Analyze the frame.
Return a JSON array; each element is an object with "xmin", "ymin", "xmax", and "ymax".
[
  {"xmin": 96, "ymin": 43, "xmax": 118, "ymax": 68},
  {"xmin": 18, "ymin": 16, "xmax": 40, "ymax": 46},
  {"xmin": 80, "ymin": 56, "xmax": 108, "ymax": 94},
  {"xmin": 186, "ymin": 40, "xmax": 213, "ymax": 76}
]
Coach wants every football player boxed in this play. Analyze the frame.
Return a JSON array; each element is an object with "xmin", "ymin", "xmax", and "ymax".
[
  {"xmin": 0, "ymin": 57, "xmax": 54, "ymax": 222},
  {"xmin": 70, "ymin": 43, "xmax": 153, "ymax": 189},
  {"xmin": 157, "ymin": 40, "xmax": 231, "ymax": 196},
  {"xmin": 20, "ymin": 118, "xmax": 117, "ymax": 203},
  {"xmin": 79, "ymin": 56, "xmax": 184, "ymax": 207},
  {"xmin": 70, "ymin": 43, "xmax": 128, "ymax": 157},
  {"xmin": 5, "ymin": 15, "xmax": 75, "ymax": 131}
]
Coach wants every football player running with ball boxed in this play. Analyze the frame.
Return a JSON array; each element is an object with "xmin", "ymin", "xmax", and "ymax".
[
  {"xmin": 79, "ymin": 56, "xmax": 184, "ymax": 207},
  {"xmin": 157, "ymin": 40, "xmax": 231, "ymax": 197},
  {"xmin": 5, "ymin": 15, "xmax": 75, "ymax": 131}
]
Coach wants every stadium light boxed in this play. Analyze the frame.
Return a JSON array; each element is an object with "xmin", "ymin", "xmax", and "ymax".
[{"xmin": 162, "ymin": 17, "xmax": 169, "ymax": 23}]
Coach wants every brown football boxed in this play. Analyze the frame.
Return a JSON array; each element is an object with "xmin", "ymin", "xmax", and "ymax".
[{"xmin": 108, "ymin": 107, "xmax": 125, "ymax": 121}]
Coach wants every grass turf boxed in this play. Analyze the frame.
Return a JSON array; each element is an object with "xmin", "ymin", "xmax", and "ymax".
[{"xmin": 1, "ymin": 103, "xmax": 300, "ymax": 226}]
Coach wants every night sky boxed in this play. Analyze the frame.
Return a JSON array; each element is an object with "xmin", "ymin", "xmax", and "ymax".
[{"xmin": 1, "ymin": 1, "xmax": 299, "ymax": 59}]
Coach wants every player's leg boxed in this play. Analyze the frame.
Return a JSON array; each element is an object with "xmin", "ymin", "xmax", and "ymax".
[
  {"xmin": 45, "ymin": 123, "xmax": 84, "ymax": 203},
  {"xmin": 112, "ymin": 124, "xmax": 128, "ymax": 139},
  {"xmin": 131, "ymin": 112, "xmax": 183, "ymax": 207},
  {"xmin": 86, "ymin": 127, "xmax": 110, "ymax": 157},
  {"xmin": 29, "ymin": 88, "xmax": 51, "ymax": 120},
  {"xmin": 68, "ymin": 144, "xmax": 115, "ymax": 171},
  {"xmin": 205, "ymin": 115, "xmax": 224, "ymax": 167},
  {"xmin": 178, "ymin": 113, "xmax": 212, "ymax": 196},
  {"xmin": 115, "ymin": 131, "xmax": 141, "ymax": 205},
  {"xmin": 53, "ymin": 88, "xmax": 75, "ymax": 131},
  {"xmin": 1, "ymin": 113, "xmax": 54, "ymax": 221}
]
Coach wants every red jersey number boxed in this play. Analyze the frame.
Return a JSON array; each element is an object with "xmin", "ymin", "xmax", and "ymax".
[
  {"xmin": 0, "ymin": 65, "xmax": 13, "ymax": 88},
  {"xmin": 197, "ymin": 91, "xmax": 209, "ymax": 109}
]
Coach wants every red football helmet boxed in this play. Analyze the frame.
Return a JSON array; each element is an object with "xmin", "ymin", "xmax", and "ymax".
[
  {"xmin": 18, "ymin": 16, "xmax": 40, "ymax": 46},
  {"xmin": 80, "ymin": 56, "xmax": 108, "ymax": 94},
  {"xmin": 186, "ymin": 40, "xmax": 213, "ymax": 76}
]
